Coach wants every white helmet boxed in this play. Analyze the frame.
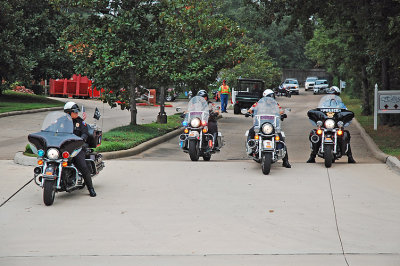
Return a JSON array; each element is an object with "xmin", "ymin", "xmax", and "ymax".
[
  {"xmin": 63, "ymin": 101, "xmax": 80, "ymax": 114},
  {"xmin": 263, "ymin": 89, "xmax": 275, "ymax": 98}
]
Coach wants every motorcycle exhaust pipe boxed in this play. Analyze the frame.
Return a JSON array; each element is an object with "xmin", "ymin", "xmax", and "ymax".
[
  {"xmin": 247, "ymin": 139, "xmax": 257, "ymax": 149},
  {"xmin": 310, "ymin": 134, "xmax": 320, "ymax": 144}
]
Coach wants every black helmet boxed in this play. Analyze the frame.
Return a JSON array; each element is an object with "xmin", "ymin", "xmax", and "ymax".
[
  {"xmin": 64, "ymin": 101, "xmax": 80, "ymax": 114},
  {"xmin": 197, "ymin": 90, "xmax": 209, "ymax": 100}
]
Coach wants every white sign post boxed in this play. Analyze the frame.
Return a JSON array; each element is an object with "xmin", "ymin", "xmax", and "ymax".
[{"xmin": 374, "ymin": 83, "xmax": 400, "ymax": 130}]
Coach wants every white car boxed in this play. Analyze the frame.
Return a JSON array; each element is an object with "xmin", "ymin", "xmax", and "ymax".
[
  {"xmin": 305, "ymin": 76, "xmax": 318, "ymax": 91},
  {"xmin": 282, "ymin": 78, "xmax": 299, "ymax": 95},
  {"xmin": 313, "ymin": 79, "xmax": 329, "ymax": 94}
]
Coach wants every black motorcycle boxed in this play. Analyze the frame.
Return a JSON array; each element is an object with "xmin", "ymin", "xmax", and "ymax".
[
  {"xmin": 245, "ymin": 97, "xmax": 289, "ymax": 175},
  {"xmin": 307, "ymin": 95, "xmax": 354, "ymax": 168},
  {"xmin": 28, "ymin": 111, "xmax": 104, "ymax": 206},
  {"xmin": 179, "ymin": 96, "xmax": 223, "ymax": 161}
]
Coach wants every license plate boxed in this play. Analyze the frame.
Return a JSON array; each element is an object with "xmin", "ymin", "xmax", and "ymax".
[
  {"xmin": 189, "ymin": 131, "xmax": 198, "ymax": 137},
  {"xmin": 263, "ymin": 140, "xmax": 273, "ymax": 149}
]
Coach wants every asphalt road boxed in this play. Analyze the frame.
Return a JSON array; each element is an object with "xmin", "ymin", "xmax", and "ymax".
[{"xmin": 1, "ymin": 89, "xmax": 399, "ymax": 266}]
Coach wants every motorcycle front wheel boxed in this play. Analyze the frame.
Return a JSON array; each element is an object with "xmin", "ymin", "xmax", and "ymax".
[
  {"xmin": 324, "ymin": 145, "xmax": 333, "ymax": 168},
  {"xmin": 189, "ymin": 139, "xmax": 200, "ymax": 161},
  {"xmin": 261, "ymin": 153, "xmax": 272, "ymax": 175},
  {"xmin": 43, "ymin": 180, "xmax": 56, "ymax": 206}
]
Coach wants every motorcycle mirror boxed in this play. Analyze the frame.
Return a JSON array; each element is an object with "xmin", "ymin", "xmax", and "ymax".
[
  {"xmin": 285, "ymin": 108, "xmax": 292, "ymax": 112},
  {"xmin": 176, "ymin": 107, "xmax": 182, "ymax": 112}
]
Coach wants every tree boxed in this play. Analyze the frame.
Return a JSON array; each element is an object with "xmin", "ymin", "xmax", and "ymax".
[
  {"xmin": 220, "ymin": 43, "xmax": 281, "ymax": 89},
  {"xmin": 0, "ymin": 0, "xmax": 74, "ymax": 95},
  {"xmin": 60, "ymin": 0, "xmax": 248, "ymax": 125}
]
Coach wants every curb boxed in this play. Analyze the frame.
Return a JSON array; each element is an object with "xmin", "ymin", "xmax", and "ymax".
[
  {"xmin": 102, "ymin": 127, "xmax": 184, "ymax": 160},
  {"xmin": 14, "ymin": 127, "xmax": 184, "ymax": 166},
  {"xmin": 353, "ymin": 118, "xmax": 400, "ymax": 174},
  {"xmin": 0, "ymin": 107, "xmax": 63, "ymax": 118}
]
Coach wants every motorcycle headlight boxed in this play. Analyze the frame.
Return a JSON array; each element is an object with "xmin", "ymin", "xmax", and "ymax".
[
  {"xmin": 190, "ymin": 118, "xmax": 201, "ymax": 128},
  {"xmin": 261, "ymin": 123, "xmax": 274, "ymax": 134},
  {"xmin": 47, "ymin": 148, "xmax": 59, "ymax": 159},
  {"xmin": 324, "ymin": 119, "xmax": 335, "ymax": 129}
]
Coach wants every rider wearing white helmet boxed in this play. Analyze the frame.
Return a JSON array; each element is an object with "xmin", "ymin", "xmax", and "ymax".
[
  {"xmin": 64, "ymin": 101, "xmax": 96, "ymax": 197},
  {"xmin": 245, "ymin": 89, "xmax": 291, "ymax": 168}
]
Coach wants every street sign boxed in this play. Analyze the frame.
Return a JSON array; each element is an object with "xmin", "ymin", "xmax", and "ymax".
[
  {"xmin": 374, "ymin": 84, "xmax": 400, "ymax": 130},
  {"xmin": 378, "ymin": 91, "xmax": 400, "ymax": 113}
]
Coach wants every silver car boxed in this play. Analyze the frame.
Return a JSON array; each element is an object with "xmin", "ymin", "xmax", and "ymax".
[{"xmin": 313, "ymin": 79, "xmax": 329, "ymax": 94}]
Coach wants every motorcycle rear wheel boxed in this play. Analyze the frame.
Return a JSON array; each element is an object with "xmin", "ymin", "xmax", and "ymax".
[
  {"xmin": 43, "ymin": 180, "xmax": 56, "ymax": 206},
  {"xmin": 189, "ymin": 140, "xmax": 200, "ymax": 161},
  {"xmin": 261, "ymin": 153, "xmax": 272, "ymax": 175},
  {"xmin": 324, "ymin": 145, "xmax": 333, "ymax": 168}
]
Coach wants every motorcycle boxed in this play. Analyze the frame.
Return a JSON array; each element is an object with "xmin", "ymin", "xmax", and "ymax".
[
  {"xmin": 28, "ymin": 110, "xmax": 104, "ymax": 206},
  {"xmin": 212, "ymin": 90, "xmax": 220, "ymax": 102},
  {"xmin": 178, "ymin": 96, "xmax": 223, "ymax": 161},
  {"xmin": 307, "ymin": 95, "xmax": 354, "ymax": 168},
  {"xmin": 275, "ymin": 84, "xmax": 291, "ymax": 98},
  {"xmin": 245, "ymin": 97, "xmax": 289, "ymax": 175}
]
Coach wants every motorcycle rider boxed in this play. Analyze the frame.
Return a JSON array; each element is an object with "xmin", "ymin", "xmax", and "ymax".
[
  {"xmin": 246, "ymin": 89, "xmax": 291, "ymax": 168},
  {"xmin": 197, "ymin": 90, "xmax": 220, "ymax": 149},
  {"xmin": 64, "ymin": 102, "xmax": 97, "ymax": 197},
  {"xmin": 306, "ymin": 99, "xmax": 356, "ymax": 164}
]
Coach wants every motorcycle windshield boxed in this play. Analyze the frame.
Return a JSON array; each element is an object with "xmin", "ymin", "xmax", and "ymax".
[
  {"xmin": 185, "ymin": 96, "xmax": 209, "ymax": 122},
  {"xmin": 41, "ymin": 112, "xmax": 74, "ymax": 133},
  {"xmin": 253, "ymin": 97, "xmax": 281, "ymax": 129},
  {"xmin": 318, "ymin": 95, "xmax": 346, "ymax": 110}
]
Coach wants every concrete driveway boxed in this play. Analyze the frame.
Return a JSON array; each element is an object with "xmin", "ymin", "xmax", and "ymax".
[{"xmin": 1, "ymin": 88, "xmax": 399, "ymax": 266}]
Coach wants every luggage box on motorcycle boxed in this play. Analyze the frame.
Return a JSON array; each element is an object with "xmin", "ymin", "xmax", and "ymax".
[{"xmin": 88, "ymin": 129, "xmax": 102, "ymax": 148}]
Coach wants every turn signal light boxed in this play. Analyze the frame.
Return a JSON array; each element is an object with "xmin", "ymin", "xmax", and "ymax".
[
  {"xmin": 184, "ymin": 128, "xmax": 189, "ymax": 134},
  {"xmin": 255, "ymin": 135, "xmax": 259, "ymax": 140},
  {"xmin": 275, "ymin": 135, "xmax": 280, "ymax": 141},
  {"xmin": 62, "ymin": 161, "xmax": 68, "ymax": 167},
  {"xmin": 337, "ymin": 130, "xmax": 343, "ymax": 136},
  {"xmin": 62, "ymin": 151, "xmax": 70, "ymax": 159},
  {"xmin": 202, "ymin": 128, "xmax": 208, "ymax": 133},
  {"xmin": 317, "ymin": 129, "xmax": 322, "ymax": 135},
  {"xmin": 38, "ymin": 160, "xmax": 43, "ymax": 165}
]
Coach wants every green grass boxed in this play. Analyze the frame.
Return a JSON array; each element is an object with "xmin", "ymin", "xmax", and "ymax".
[
  {"xmin": 0, "ymin": 90, "xmax": 64, "ymax": 113},
  {"xmin": 341, "ymin": 93, "xmax": 400, "ymax": 159},
  {"xmin": 95, "ymin": 114, "xmax": 182, "ymax": 152}
]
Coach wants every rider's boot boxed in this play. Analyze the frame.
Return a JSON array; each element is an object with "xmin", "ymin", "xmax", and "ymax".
[
  {"xmin": 347, "ymin": 146, "xmax": 356, "ymax": 163},
  {"xmin": 306, "ymin": 153, "xmax": 316, "ymax": 163},
  {"xmin": 282, "ymin": 152, "xmax": 292, "ymax": 168}
]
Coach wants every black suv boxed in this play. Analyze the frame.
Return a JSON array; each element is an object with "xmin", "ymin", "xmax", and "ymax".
[{"xmin": 233, "ymin": 78, "xmax": 265, "ymax": 114}]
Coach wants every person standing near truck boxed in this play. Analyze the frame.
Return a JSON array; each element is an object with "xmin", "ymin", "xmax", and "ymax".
[{"xmin": 218, "ymin": 80, "xmax": 231, "ymax": 113}]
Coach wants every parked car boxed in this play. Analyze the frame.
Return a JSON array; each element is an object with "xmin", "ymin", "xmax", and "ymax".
[
  {"xmin": 233, "ymin": 78, "xmax": 265, "ymax": 114},
  {"xmin": 305, "ymin": 76, "xmax": 318, "ymax": 91},
  {"xmin": 282, "ymin": 78, "xmax": 299, "ymax": 95},
  {"xmin": 313, "ymin": 79, "xmax": 329, "ymax": 94}
]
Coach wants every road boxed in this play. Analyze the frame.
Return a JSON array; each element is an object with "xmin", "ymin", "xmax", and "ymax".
[{"xmin": 1, "ymin": 89, "xmax": 399, "ymax": 266}]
